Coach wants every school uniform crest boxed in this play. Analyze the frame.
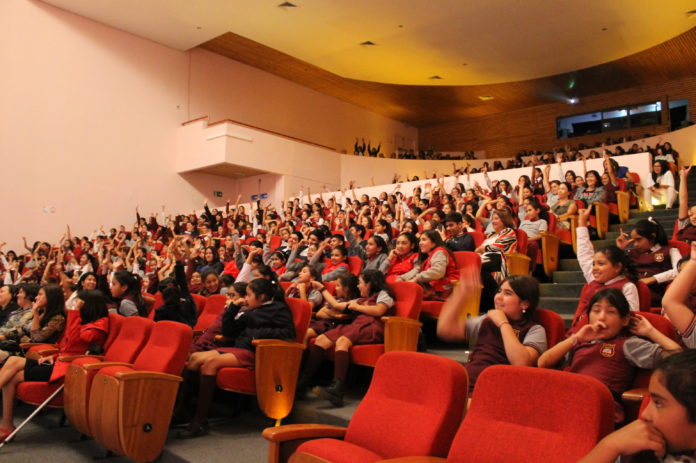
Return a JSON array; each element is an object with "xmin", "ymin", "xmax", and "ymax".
[
  {"xmin": 600, "ymin": 343, "xmax": 616, "ymax": 358},
  {"xmin": 654, "ymin": 253, "xmax": 665, "ymax": 262}
]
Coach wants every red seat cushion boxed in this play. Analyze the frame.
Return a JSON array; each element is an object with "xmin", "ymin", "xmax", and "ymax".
[
  {"xmin": 421, "ymin": 301, "xmax": 444, "ymax": 317},
  {"xmin": 216, "ymin": 367, "xmax": 256, "ymax": 394},
  {"xmin": 349, "ymin": 345, "xmax": 384, "ymax": 367},
  {"xmin": 16, "ymin": 382, "xmax": 64, "ymax": 407},
  {"xmin": 297, "ymin": 438, "xmax": 384, "ymax": 463}
]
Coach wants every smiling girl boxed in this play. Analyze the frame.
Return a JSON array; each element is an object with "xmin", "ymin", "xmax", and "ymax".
[
  {"xmin": 538, "ymin": 288, "xmax": 680, "ymax": 421},
  {"xmin": 570, "ymin": 208, "xmax": 639, "ymax": 331}
]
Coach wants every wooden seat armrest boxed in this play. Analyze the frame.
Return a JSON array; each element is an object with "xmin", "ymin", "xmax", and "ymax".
[
  {"xmin": 539, "ymin": 232, "xmax": 560, "ymax": 243},
  {"xmin": 115, "ymin": 371, "xmax": 183, "ymax": 382},
  {"xmin": 19, "ymin": 342, "xmax": 56, "ymax": 350},
  {"xmin": 505, "ymin": 252, "xmax": 531, "ymax": 275},
  {"xmin": 192, "ymin": 329, "xmax": 204, "ymax": 336},
  {"xmin": 622, "ymin": 387, "xmax": 648, "ymax": 403},
  {"xmin": 84, "ymin": 361, "xmax": 134, "ymax": 371},
  {"xmin": 376, "ymin": 458, "xmax": 447, "ymax": 463},
  {"xmin": 58, "ymin": 354, "xmax": 104, "ymax": 362},
  {"xmin": 214, "ymin": 334, "xmax": 234, "ymax": 343},
  {"xmin": 616, "ymin": 191, "xmax": 630, "ymax": 223},
  {"xmin": 262, "ymin": 424, "xmax": 347, "ymax": 443},
  {"xmin": 252, "ymin": 339, "xmax": 306, "ymax": 349},
  {"xmin": 37, "ymin": 348, "xmax": 59, "ymax": 357},
  {"xmin": 382, "ymin": 316, "xmax": 422, "ymax": 352}
]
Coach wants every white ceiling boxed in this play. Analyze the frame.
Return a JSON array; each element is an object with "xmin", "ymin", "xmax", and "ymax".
[{"xmin": 42, "ymin": 0, "xmax": 696, "ymax": 85}]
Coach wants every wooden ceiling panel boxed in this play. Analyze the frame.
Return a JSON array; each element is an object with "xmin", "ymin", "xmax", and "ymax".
[{"xmin": 200, "ymin": 27, "xmax": 696, "ymax": 128}]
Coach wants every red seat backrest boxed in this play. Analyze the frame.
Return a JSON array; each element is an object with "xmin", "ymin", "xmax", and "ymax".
[
  {"xmin": 102, "ymin": 313, "xmax": 125, "ymax": 352},
  {"xmin": 147, "ymin": 292, "xmax": 165, "ymax": 320},
  {"xmin": 323, "ymin": 280, "xmax": 337, "ymax": 296},
  {"xmin": 280, "ymin": 281, "xmax": 292, "ymax": 292},
  {"xmin": 630, "ymin": 313, "xmax": 677, "ymax": 389},
  {"xmin": 285, "ymin": 298, "xmax": 312, "ymax": 344},
  {"xmin": 104, "ymin": 316, "xmax": 154, "ymax": 363},
  {"xmin": 468, "ymin": 231, "xmax": 485, "ymax": 248},
  {"xmin": 191, "ymin": 293, "xmax": 207, "ymax": 315},
  {"xmin": 343, "ymin": 352, "xmax": 468, "ymax": 459},
  {"xmin": 669, "ymin": 239, "xmax": 689, "ymax": 258},
  {"xmin": 672, "ymin": 218, "xmax": 679, "ymax": 241},
  {"xmin": 388, "ymin": 282, "xmax": 422, "ymax": 319},
  {"xmin": 132, "ymin": 321, "xmax": 192, "ymax": 375},
  {"xmin": 452, "ymin": 251, "xmax": 481, "ymax": 273},
  {"xmin": 636, "ymin": 281, "xmax": 652, "ymax": 312},
  {"xmin": 347, "ymin": 256, "xmax": 363, "ymax": 276},
  {"xmin": 449, "ymin": 365, "xmax": 614, "ymax": 462},
  {"xmin": 515, "ymin": 229, "xmax": 528, "ymax": 254},
  {"xmin": 269, "ymin": 235, "xmax": 282, "ymax": 251},
  {"xmin": 547, "ymin": 213, "xmax": 557, "ymax": 233},
  {"xmin": 534, "ymin": 309, "xmax": 565, "ymax": 348},
  {"xmin": 193, "ymin": 294, "xmax": 227, "ymax": 331}
]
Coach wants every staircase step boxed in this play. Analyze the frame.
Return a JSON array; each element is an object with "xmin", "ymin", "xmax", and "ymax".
[
  {"xmin": 539, "ymin": 283, "xmax": 584, "ymax": 298},
  {"xmin": 538, "ymin": 297, "xmax": 578, "ymax": 315},
  {"xmin": 557, "ymin": 259, "xmax": 580, "ymax": 271},
  {"xmin": 588, "ymin": 239, "xmax": 614, "ymax": 250},
  {"xmin": 552, "ymin": 270, "xmax": 584, "ymax": 283}
]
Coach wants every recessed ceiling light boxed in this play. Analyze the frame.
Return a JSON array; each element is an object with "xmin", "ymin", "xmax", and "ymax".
[
  {"xmin": 360, "ymin": 41, "xmax": 376, "ymax": 46},
  {"xmin": 478, "ymin": 95, "xmax": 494, "ymax": 101},
  {"xmin": 196, "ymin": 26, "xmax": 202, "ymax": 30},
  {"xmin": 568, "ymin": 97, "xmax": 579, "ymax": 105},
  {"xmin": 429, "ymin": 75, "xmax": 443, "ymax": 80},
  {"xmin": 601, "ymin": 27, "xmax": 608, "ymax": 31},
  {"xmin": 278, "ymin": 1, "xmax": 297, "ymax": 8},
  {"xmin": 462, "ymin": 63, "xmax": 468, "ymax": 66}
]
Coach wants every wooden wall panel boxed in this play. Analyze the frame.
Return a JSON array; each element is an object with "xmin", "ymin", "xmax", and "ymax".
[{"xmin": 420, "ymin": 75, "xmax": 696, "ymax": 157}]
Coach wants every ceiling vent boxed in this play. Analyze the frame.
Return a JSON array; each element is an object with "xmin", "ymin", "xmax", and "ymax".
[
  {"xmin": 278, "ymin": 2, "xmax": 297, "ymax": 8},
  {"xmin": 429, "ymin": 75, "xmax": 443, "ymax": 80},
  {"xmin": 478, "ymin": 95, "xmax": 494, "ymax": 101},
  {"xmin": 360, "ymin": 40, "xmax": 376, "ymax": 46}
]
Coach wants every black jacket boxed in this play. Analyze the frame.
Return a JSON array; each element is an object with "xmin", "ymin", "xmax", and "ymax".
[{"xmin": 222, "ymin": 300, "xmax": 295, "ymax": 351}]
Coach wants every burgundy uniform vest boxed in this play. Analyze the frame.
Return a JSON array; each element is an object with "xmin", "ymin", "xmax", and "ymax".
[
  {"xmin": 570, "ymin": 278, "xmax": 632, "ymax": 333},
  {"xmin": 628, "ymin": 245, "xmax": 672, "ymax": 279},
  {"xmin": 677, "ymin": 223, "xmax": 696, "ymax": 244},
  {"xmin": 568, "ymin": 335, "xmax": 635, "ymax": 396},
  {"xmin": 465, "ymin": 317, "xmax": 537, "ymax": 391}
]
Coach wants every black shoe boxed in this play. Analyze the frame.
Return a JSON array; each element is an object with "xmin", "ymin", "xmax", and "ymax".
[
  {"xmin": 312, "ymin": 379, "xmax": 344, "ymax": 407},
  {"xmin": 175, "ymin": 422, "xmax": 209, "ymax": 439},
  {"xmin": 169, "ymin": 410, "xmax": 192, "ymax": 428}
]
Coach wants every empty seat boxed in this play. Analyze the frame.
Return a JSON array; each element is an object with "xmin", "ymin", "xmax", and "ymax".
[{"xmin": 263, "ymin": 351, "xmax": 468, "ymax": 463}]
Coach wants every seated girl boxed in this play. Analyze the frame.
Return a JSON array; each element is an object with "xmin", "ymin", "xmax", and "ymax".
[
  {"xmin": 551, "ymin": 182, "xmax": 578, "ymax": 230},
  {"xmin": 475, "ymin": 209, "xmax": 517, "ymax": 311},
  {"xmin": 284, "ymin": 265, "xmax": 324, "ymax": 312},
  {"xmin": 385, "ymin": 233, "xmax": 418, "ymax": 283},
  {"xmin": 0, "ymin": 288, "xmax": 109, "ymax": 440},
  {"xmin": 578, "ymin": 350, "xmax": 696, "ymax": 463},
  {"xmin": 109, "ymin": 271, "xmax": 147, "ymax": 316},
  {"xmin": 154, "ymin": 241, "xmax": 198, "ymax": 327},
  {"xmin": 398, "ymin": 230, "xmax": 458, "ymax": 300},
  {"xmin": 538, "ymin": 288, "xmax": 681, "ymax": 422},
  {"xmin": 518, "ymin": 198, "xmax": 548, "ymax": 271},
  {"xmin": 309, "ymin": 243, "xmax": 350, "ymax": 282},
  {"xmin": 642, "ymin": 160, "xmax": 676, "ymax": 211},
  {"xmin": 437, "ymin": 268, "xmax": 547, "ymax": 394},
  {"xmin": 297, "ymin": 270, "xmax": 394, "ymax": 407},
  {"xmin": 305, "ymin": 274, "xmax": 360, "ymax": 343},
  {"xmin": 662, "ymin": 241, "xmax": 696, "ymax": 349},
  {"xmin": 176, "ymin": 278, "xmax": 295, "ymax": 438},
  {"xmin": 616, "ymin": 218, "xmax": 679, "ymax": 307},
  {"xmin": 570, "ymin": 208, "xmax": 640, "ymax": 331}
]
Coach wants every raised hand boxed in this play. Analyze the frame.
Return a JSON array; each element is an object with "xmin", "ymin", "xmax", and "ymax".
[
  {"xmin": 615, "ymin": 228, "xmax": 633, "ymax": 250},
  {"xmin": 577, "ymin": 208, "xmax": 592, "ymax": 227}
]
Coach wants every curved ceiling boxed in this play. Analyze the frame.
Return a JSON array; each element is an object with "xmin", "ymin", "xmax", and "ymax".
[{"xmin": 42, "ymin": 0, "xmax": 696, "ymax": 85}]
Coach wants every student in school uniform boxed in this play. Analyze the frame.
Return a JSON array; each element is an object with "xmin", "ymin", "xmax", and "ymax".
[
  {"xmin": 616, "ymin": 218, "xmax": 679, "ymax": 307},
  {"xmin": 538, "ymin": 288, "xmax": 681, "ymax": 422},
  {"xmin": 397, "ymin": 230, "xmax": 458, "ymax": 300},
  {"xmin": 662, "ymin": 241, "xmax": 696, "ymax": 349},
  {"xmin": 676, "ymin": 166, "xmax": 696, "ymax": 244}
]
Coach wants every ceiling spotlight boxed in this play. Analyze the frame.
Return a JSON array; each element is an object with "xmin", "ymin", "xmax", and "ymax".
[
  {"xmin": 478, "ymin": 95, "xmax": 494, "ymax": 101},
  {"xmin": 278, "ymin": 1, "xmax": 297, "ymax": 8},
  {"xmin": 568, "ymin": 97, "xmax": 579, "ymax": 105},
  {"xmin": 429, "ymin": 75, "xmax": 443, "ymax": 80},
  {"xmin": 360, "ymin": 40, "xmax": 376, "ymax": 46}
]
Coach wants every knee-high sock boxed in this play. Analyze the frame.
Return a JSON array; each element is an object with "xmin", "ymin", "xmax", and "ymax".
[
  {"xmin": 333, "ymin": 350, "xmax": 350, "ymax": 382},
  {"xmin": 303, "ymin": 345, "xmax": 326, "ymax": 380},
  {"xmin": 191, "ymin": 374, "xmax": 216, "ymax": 426}
]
